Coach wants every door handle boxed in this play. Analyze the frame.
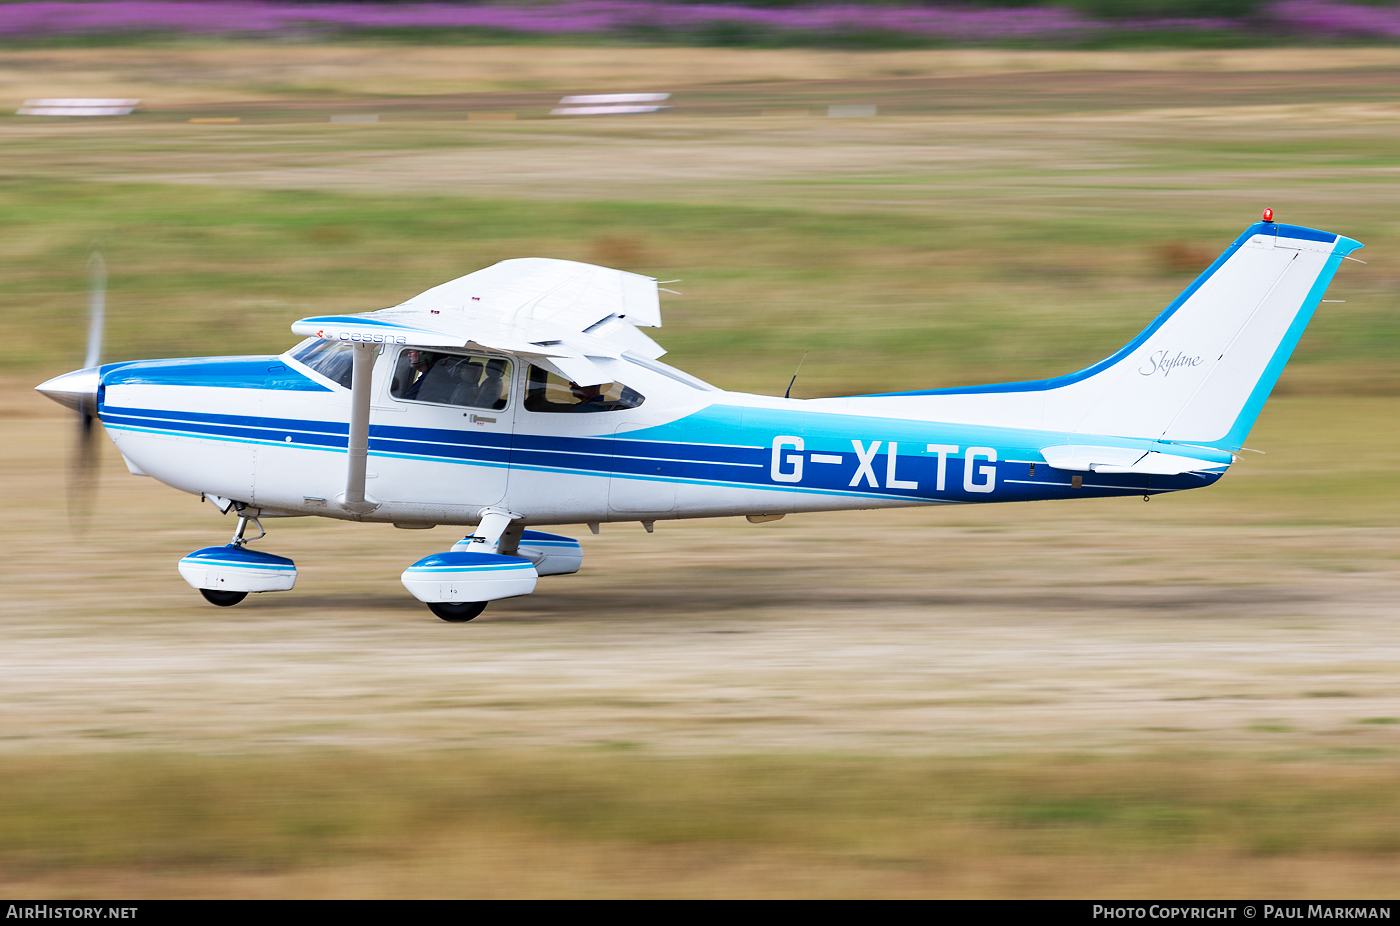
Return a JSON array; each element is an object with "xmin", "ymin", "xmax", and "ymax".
[{"xmin": 468, "ymin": 414, "xmax": 496, "ymax": 424}]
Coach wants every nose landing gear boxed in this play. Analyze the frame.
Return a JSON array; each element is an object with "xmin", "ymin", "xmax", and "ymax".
[
  {"xmin": 178, "ymin": 505, "xmax": 297, "ymax": 607},
  {"xmin": 201, "ymin": 588, "xmax": 249, "ymax": 608}
]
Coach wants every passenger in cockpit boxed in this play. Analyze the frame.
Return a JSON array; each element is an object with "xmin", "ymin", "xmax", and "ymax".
[
  {"xmin": 448, "ymin": 360, "xmax": 484, "ymax": 407},
  {"xmin": 476, "ymin": 359, "xmax": 508, "ymax": 410}
]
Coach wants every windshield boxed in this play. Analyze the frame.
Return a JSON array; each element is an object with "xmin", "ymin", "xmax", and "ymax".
[{"xmin": 290, "ymin": 340, "xmax": 355, "ymax": 389}]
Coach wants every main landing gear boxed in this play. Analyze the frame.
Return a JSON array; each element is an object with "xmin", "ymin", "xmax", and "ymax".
[
  {"xmin": 405, "ymin": 522, "xmax": 586, "ymax": 623},
  {"xmin": 405, "ymin": 518, "xmax": 587, "ymax": 623},
  {"xmin": 177, "ymin": 505, "xmax": 298, "ymax": 608},
  {"xmin": 201, "ymin": 588, "xmax": 248, "ymax": 608},
  {"xmin": 426, "ymin": 601, "xmax": 489, "ymax": 622},
  {"xmin": 401, "ymin": 509, "xmax": 539, "ymax": 623}
]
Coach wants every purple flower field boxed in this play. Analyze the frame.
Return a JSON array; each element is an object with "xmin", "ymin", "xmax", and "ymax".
[{"xmin": 0, "ymin": 1, "xmax": 1396, "ymax": 43}]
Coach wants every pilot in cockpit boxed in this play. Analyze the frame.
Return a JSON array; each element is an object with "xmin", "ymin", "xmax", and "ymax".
[
  {"xmin": 567, "ymin": 382, "xmax": 608, "ymax": 411},
  {"xmin": 401, "ymin": 349, "xmax": 435, "ymax": 400},
  {"xmin": 404, "ymin": 350, "xmax": 462, "ymax": 404}
]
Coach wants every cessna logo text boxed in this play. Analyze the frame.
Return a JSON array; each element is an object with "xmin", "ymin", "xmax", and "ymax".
[
  {"xmin": 1140, "ymin": 349, "xmax": 1203, "ymax": 377},
  {"xmin": 337, "ymin": 331, "xmax": 408, "ymax": 345}
]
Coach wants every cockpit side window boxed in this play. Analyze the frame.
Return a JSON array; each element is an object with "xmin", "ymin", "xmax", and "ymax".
[
  {"xmin": 390, "ymin": 349, "xmax": 510, "ymax": 410},
  {"xmin": 291, "ymin": 339, "xmax": 356, "ymax": 390},
  {"xmin": 523, "ymin": 365, "xmax": 645, "ymax": 413}
]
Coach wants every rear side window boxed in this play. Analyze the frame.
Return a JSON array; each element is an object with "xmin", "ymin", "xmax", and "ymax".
[
  {"xmin": 524, "ymin": 365, "xmax": 644, "ymax": 413},
  {"xmin": 390, "ymin": 349, "xmax": 510, "ymax": 410},
  {"xmin": 291, "ymin": 340, "xmax": 356, "ymax": 389}
]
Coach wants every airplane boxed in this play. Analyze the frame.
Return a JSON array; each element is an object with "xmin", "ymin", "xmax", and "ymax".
[{"xmin": 36, "ymin": 212, "xmax": 1361, "ymax": 621}]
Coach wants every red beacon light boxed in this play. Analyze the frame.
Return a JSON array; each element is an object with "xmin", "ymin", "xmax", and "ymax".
[{"xmin": 1262, "ymin": 208, "xmax": 1275, "ymax": 223}]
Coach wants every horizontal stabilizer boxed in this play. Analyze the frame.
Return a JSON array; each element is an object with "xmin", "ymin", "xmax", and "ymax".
[{"xmin": 1040, "ymin": 444, "xmax": 1230, "ymax": 475}]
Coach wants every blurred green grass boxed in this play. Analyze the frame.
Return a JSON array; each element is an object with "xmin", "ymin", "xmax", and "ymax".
[
  {"xmin": 2, "ymin": 752, "xmax": 1398, "ymax": 880},
  {"xmin": 5, "ymin": 178, "xmax": 1396, "ymax": 398}
]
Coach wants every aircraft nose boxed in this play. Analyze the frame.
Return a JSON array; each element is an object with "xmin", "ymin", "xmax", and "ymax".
[{"xmin": 35, "ymin": 367, "xmax": 100, "ymax": 413}]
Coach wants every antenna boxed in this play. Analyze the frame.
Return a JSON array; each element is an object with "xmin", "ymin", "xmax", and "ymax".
[
  {"xmin": 784, "ymin": 351, "xmax": 808, "ymax": 400},
  {"xmin": 85, "ymin": 250, "xmax": 105, "ymax": 370}
]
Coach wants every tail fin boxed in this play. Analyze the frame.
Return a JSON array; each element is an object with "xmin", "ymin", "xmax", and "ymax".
[
  {"xmin": 1060, "ymin": 222, "xmax": 1361, "ymax": 448},
  {"xmin": 860, "ymin": 222, "xmax": 1361, "ymax": 451}
]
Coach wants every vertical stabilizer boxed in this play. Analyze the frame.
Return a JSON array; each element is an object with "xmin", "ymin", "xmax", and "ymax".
[
  {"xmin": 1061, "ymin": 222, "xmax": 1360, "ymax": 448},
  {"xmin": 850, "ymin": 221, "xmax": 1362, "ymax": 452}
]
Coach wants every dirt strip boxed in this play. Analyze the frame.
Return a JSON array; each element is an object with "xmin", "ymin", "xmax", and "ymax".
[{"xmin": 4, "ymin": 393, "xmax": 1398, "ymax": 758}]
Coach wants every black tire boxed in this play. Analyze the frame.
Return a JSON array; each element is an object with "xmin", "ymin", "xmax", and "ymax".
[
  {"xmin": 200, "ymin": 588, "xmax": 248, "ymax": 607},
  {"xmin": 428, "ymin": 600, "xmax": 488, "ymax": 622}
]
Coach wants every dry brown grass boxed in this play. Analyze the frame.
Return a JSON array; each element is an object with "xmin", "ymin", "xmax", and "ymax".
[{"xmin": 5, "ymin": 843, "xmax": 1398, "ymax": 899}]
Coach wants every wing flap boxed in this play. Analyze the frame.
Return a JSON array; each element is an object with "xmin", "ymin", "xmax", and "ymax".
[{"xmin": 291, "ymin": 258, "xmax": 665, "ymax": 376}]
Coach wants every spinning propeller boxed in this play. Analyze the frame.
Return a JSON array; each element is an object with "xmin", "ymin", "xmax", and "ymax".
[
  {"xmin": 34, "ymin": 252, "xmax": 107, "ymax": 530},
  {"xmin": 70, "ymin": 252, "xmax": 106, "ymax": 529}
]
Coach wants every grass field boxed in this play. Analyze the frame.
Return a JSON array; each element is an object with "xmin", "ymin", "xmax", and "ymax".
[
  {"xmin": 4, "ymin": 753, "xmax": 1400, "ymax": 898},
  {"xmin": 2, "ymin": 44, "xmax": 1398, "ymax": 897}
]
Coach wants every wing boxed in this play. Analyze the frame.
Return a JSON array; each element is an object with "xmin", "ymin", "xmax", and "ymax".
[{"xmin": 290, "ymin": 258, "xmax": 664, "ymax": 386}]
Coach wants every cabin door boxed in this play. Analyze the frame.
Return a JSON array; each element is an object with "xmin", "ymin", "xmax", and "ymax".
[{"xmin": 370, "ymin": 347, "xmax": 516, "ymax": 516}]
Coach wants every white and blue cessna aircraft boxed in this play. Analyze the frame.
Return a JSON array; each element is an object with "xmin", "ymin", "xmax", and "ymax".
[{"xmin": 37, "ymin": 215, "xmax": 1360, "ymax": 621}]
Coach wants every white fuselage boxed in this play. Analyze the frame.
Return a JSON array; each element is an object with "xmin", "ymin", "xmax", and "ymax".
[{"xmin": 100, "ymin": 341, "xmax": 1212, "ymax": 529}]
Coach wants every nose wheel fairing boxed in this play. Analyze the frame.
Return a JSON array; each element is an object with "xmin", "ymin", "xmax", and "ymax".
[
  {"xmin": 179, "ymin": 505, "xmax": 296, "ymax": 605},
  {"xmin": 178, "ymin": 544, "xmax": 297, "ymax": 596}
]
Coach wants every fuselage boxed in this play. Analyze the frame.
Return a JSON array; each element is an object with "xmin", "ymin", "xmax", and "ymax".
[{"xmin": 94, "ymin": 340, "xmax": 1222, "ymax": 528}]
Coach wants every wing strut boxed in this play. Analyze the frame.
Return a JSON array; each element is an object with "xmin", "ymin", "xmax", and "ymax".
[{"xmin": 340, "ymin": 343, "xmax": 379, "ymax": 514}]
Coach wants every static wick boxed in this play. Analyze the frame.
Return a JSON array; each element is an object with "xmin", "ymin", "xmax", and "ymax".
[{"xmin": 784, "ymin": 351, "xmax": 809, "ymax": 400}]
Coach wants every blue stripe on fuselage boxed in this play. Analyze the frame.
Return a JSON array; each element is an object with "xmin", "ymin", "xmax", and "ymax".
[{"xmin": 99, "ymin": 397, "xmax": 1221, "ymax": 504}]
